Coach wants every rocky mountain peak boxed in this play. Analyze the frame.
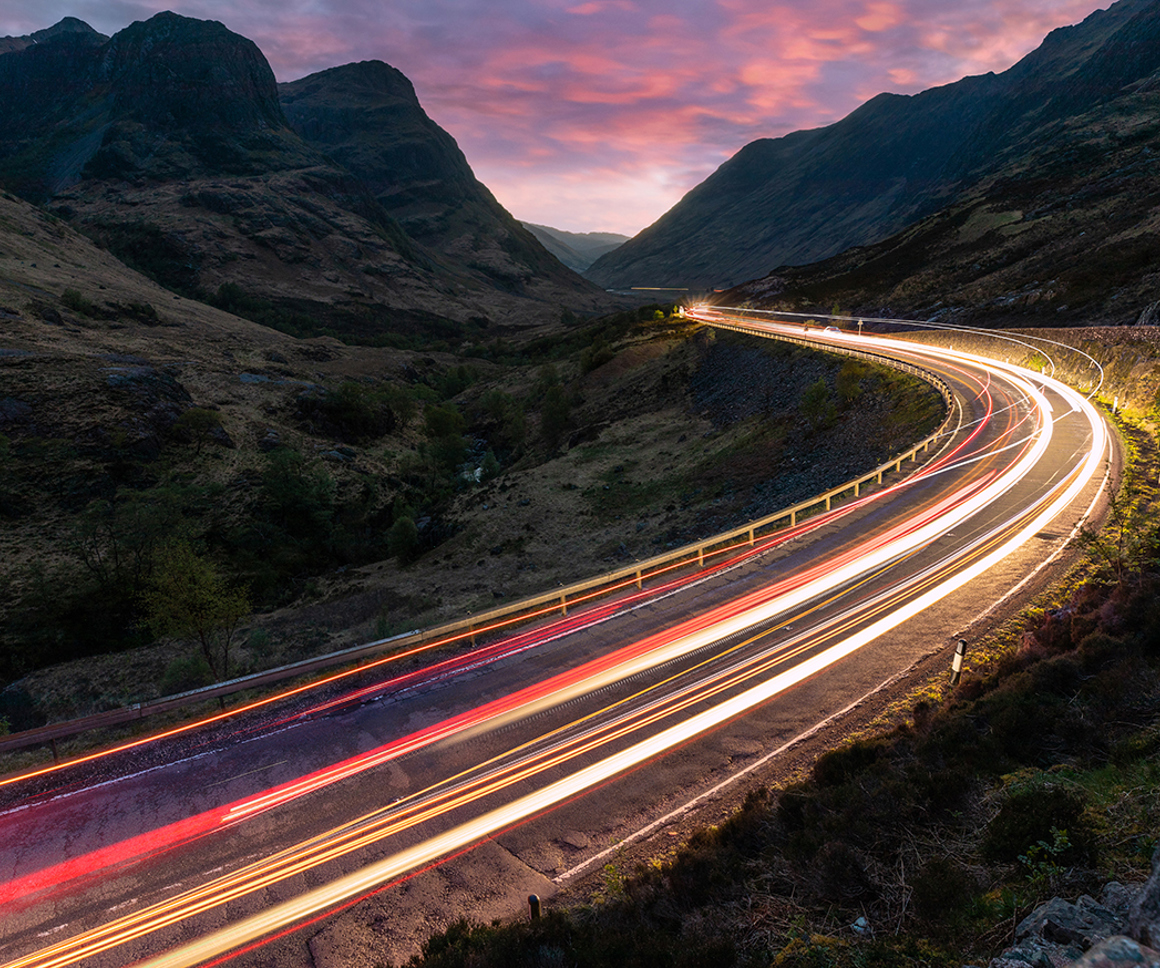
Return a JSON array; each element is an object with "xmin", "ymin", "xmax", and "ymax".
[
  {"xmin": 96, "ymin": 12, "xmax": 285, "ymax": 135},
  {"xmin": 0, "ymin": 16, "xmax": 107, "ymax": 55}
]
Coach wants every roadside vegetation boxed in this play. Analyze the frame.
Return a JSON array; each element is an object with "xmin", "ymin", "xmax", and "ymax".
[
  {"xmin": 399, "ymin": 416, "xmax": 1160, "ymax": 968},
  {"xmin": 0, "ymin": 303, "xmax": 941, "ymax": 740}
]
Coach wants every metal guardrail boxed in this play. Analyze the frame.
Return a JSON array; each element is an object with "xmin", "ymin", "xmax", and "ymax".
[{"xmin": 0, "ymin": 319, "xmax": 957, "ymax": 758}]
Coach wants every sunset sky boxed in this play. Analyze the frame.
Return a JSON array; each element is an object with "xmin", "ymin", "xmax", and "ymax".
[{"xmin": 1, "ymin": 0, "xmax": 1110, "ymax": 236}]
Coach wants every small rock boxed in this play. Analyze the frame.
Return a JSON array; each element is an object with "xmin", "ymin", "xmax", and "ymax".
[
  {"xmin": 1129, "ymin": 843, "xmax": 1160, "ymax": 949},
  {"xmin": 1103, "ymin": 883, "xmax": 1140, "ymax": 921},
  {"xmin": 1016, "ymin": 896, "xmax": 1123, "ymax": 949},
  {"xmin": 1066, "ymin": 935, "xmax": 1160, "ymax": 967},
  {"xmin": 560, "ymin": 831, "xmax": 590, "ymax": 850}
]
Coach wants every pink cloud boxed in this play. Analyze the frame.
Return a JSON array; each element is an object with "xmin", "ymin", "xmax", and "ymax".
[{"xmin": 0, "ymin": 0, "xmax": 1112, "ymax": 234}]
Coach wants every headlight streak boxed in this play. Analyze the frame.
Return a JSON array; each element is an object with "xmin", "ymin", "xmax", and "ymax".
[
  {"xmin": 2, "ymin": 315, "xmax": 986, "ymax": 797},
  {"xmin": 0, "ymin": 380, "xmax": 963, "ymax": 796},
  {"xmin": 2, "ymin": 322, "xmax": 1107, "ymax": 968},
  {"xmin": 702, "ymin": 304, "xmax": 1106, "ymax": 397}
]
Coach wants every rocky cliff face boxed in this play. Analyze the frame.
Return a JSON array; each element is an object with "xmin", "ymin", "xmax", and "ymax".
[
  {"xmin": 0, "ymin": 15, "xmax": 609, "ymax": 343},
  {"xmin": 587, "ymin": 0, "xmax": 1160, "ymax": 292},
  {"xmin": 279, "ymin": 61, "xmax": 596, "ymax": 296}
]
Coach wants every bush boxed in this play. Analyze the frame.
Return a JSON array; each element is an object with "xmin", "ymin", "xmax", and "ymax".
[
  {"xmin": 981, "ymin": 780, "xmax": 1092, "ymax": 864},
  {"xmin": 912, "ymin": 857, "xmax": 978, "ymax": 922},
  {"xmin": 61, "ymin": 288, "xmax": 101, "ymax": 317},
  {"xmin": 800, "ymin": 377, "xmax": 836, "ymax": 430},
  {"xmin": 389, "ymin": 516, "xmax": 420, "ymax": 562},
  {"xmin": 159, "ymin": 654, "xmax": 215, "ymax": 695}
]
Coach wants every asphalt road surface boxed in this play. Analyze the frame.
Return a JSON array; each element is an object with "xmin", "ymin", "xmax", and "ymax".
[{"xmin": 0, "ymin": 313, "xmax": 1110, "ymax": 968}]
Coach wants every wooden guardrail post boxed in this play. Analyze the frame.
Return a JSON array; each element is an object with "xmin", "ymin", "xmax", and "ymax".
[{"xmin": 560, "ymin": 594, "xmax": 568, "ymax": 616}]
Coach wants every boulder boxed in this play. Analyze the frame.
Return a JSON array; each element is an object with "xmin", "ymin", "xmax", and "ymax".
[
  {"xmin": 1066, "ymin": 935, "xmax": 1160, "ymax": 967},
  {"xmin": 1017, "ymin": 896, "xmax": 1124, "ymax": 949},
  {"xmin": 1128, "ymin": 844, "xmax": 1160, "ymax": 950}
]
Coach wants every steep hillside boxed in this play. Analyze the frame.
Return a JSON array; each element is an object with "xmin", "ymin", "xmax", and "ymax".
[
  {"xmin": 278, "ymin": 61, "xmax": 608, "ymax": 317},
  {"xmin": 720, "ymin": 70, "xmax": 1160, "ymax": 327},
  {"xmin": 0, "ymin": 15, "xmax": 610, "ymax": 346},
  {"xmin": 587, "ymin": 0, "xmax": 1160, "ymax": 291},
  {"xmin": 521, "ymin": 223, "xmax": 627, "ymax": 272}
]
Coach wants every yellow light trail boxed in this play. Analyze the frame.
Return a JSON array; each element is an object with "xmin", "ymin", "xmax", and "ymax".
[{"xmin": 2, "ymin": 324, "xmax": 1107, "ymax": 968}]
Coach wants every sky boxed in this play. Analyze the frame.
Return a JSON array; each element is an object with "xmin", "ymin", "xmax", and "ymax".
[{"xmin": 1, "ymin": 0, "xmax": 1110, "ymax": 236}]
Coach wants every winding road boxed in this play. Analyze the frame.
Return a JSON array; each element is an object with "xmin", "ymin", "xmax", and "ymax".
[{"xmin": 0, "ymin": 311, "xmax": 1111, "ymax": 968}]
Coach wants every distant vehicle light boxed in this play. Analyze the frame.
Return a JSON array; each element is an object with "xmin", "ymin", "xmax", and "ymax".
[{"xmin": 824, "ymin": 325, "xmax": 840, "ymax": 333}]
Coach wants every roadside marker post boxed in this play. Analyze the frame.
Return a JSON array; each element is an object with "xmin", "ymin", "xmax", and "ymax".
[{"xmin": 950, "ymin": 638, "xmax": 967, "ymax": 684}]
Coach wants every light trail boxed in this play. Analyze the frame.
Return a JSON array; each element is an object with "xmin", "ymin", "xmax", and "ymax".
[{"xmin": 1, "ymin": 315, "xmax": 1109, "ymax": 968}]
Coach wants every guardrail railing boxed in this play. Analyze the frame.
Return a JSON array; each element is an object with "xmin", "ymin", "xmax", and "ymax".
[{"xmin": 0, "ymin": 318, "xmax": 957, "ymax": 759}]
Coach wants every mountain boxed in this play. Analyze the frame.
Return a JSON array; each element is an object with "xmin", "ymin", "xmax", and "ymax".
[
  {"xmin": 0, "ymin": 15, "xmax": 610, "ymax": 345},
  {"xmin": 719, "ymin": 66, "xmax": 1160, "ymax": 326},
  {"xmin": 0, "ymin": 16, "xmax": 106, "ymax": 55},
  {"xmin": 586, "ymin": 0, "xmax": 1160, "ymax": 292},
  {"xmin": 278, "ymin": 61, "xmax": 598, "ymax": 304},
  {"xmin": 520, "ymin": 223, "xmax": 628, "ymax": 273}
]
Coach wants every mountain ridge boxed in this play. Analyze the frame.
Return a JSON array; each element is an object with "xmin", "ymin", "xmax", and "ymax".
[
  {"xmin": 0, "ymin": 14, "xmax": 611, "ymax": 345},
  {"xmin": 586, "ymin": 0, "xmax": 1160, "ymax": 294},
  {"xmin": 520, "ymin": 223, "xmax": 628, "ymax": 272}
]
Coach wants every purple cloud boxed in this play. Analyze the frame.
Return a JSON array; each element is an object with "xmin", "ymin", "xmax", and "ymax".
[{"xmin": 1, "ymin": 0, "xmax": 1108, "ymax": 234}]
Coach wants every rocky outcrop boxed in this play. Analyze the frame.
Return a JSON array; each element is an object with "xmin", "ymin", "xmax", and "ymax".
[
  {"xmin": 986, "ymin": 845, "xmax": 1160, "ymax": 968},
  {"xmin": 1129, "ymin": 845, "xmax": 1160, "ymax": 950}
]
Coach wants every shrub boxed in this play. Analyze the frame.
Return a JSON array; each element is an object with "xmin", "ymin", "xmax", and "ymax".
[
  {"xmin": 388, "ymin": 516, "xmax": 420, "ymax": 562},
  {"xmin": 159, "ymin": 654, "xmax": 215, "ymax": 695},
  {"xmin": 800, "ymin": 377, "xmax": 836, "ymax": 430},
  {"xmin": 981, "ymin": 780, "xmax": 1092, "ymax": 864},
  {"xmin": 912, "ymin": 857, "xmax": 978, "ymax": 922},
  {"xmin": 61, "ymin": 288, "xmax": 100, "ymax": 317}
]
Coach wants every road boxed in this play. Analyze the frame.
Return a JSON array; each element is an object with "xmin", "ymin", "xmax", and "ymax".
[{"xmin": 0, "ymin": 311, "xmax": 1110, "ymax": 967}]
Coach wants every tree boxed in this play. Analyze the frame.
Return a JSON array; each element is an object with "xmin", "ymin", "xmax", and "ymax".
[
  {"xmin": 800, "ymin": 378, "xmax": 837, "ymax": 430},
  {"xmin": 541, "ymin": 385, "xmax": 571, "ymax": 449},
  {"xmin": 388, "ymin": 515, "xmax": 420, "ymax": 562},
  {"xmin": 142, "ymin": 542, "xmax": 250, "ymax": 680},
  {"xmin": 174, "ymin": 407, "xmax": 223, "ymax": 456}
]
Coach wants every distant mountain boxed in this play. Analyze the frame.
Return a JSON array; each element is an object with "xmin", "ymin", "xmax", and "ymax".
[
  {"xmin": 520, "ymin": 223, "xmax": 628, "ymax": 272},
  {"xmin": 0, "ymin": 16, "xmax": 106, "ymax": 55},
  {"xmin": 0, "ymin": 15, "xmax": 610, "ymax": 344},
  {"xmin": 587, "ymin": 0, "xmax": 1160, "ymax": 292}
]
